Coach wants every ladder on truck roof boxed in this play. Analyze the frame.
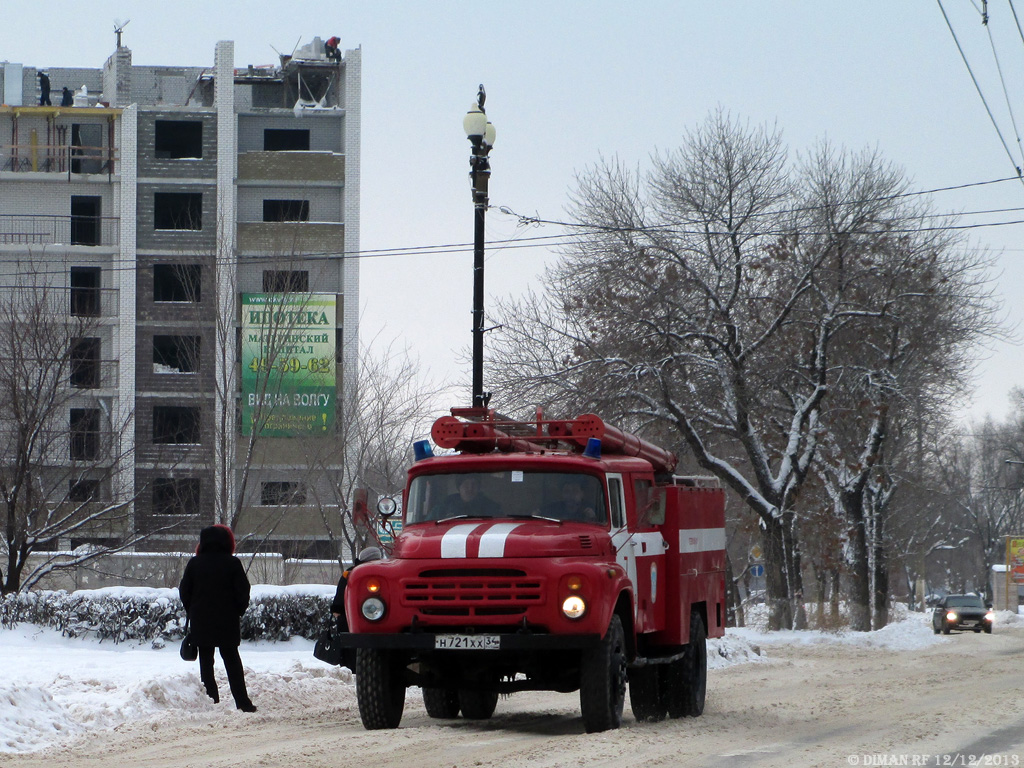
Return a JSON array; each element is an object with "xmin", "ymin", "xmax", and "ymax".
[{"xmin": 430, "ymin": 407, "xmax": 678, "ymax": 475}]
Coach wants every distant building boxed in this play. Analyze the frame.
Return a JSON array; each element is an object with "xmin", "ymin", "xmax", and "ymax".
[{"xmin": 0, "ymin": 38, "xmax": 361, "ymax": 557}]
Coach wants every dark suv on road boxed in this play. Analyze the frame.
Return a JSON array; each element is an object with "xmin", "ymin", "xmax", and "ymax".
[{"xmin": 932, "ymin": 594, "xmax": 994, "ymax": 634}]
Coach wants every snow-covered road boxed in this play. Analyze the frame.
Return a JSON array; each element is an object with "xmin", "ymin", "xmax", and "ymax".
[{"xmin": 4, "ymin": 608, "xmax": 1023, "ymax": 767}]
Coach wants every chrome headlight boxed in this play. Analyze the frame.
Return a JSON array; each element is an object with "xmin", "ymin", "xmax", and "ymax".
[
  {"xmin": 946, "ymin": 611, "xmax": 958, "ymax": 622},
  {"xmin": 561, "ymin": 595, "xmax": 587, "ymax": 620},
  {"xmin": 361, "ymin": 597, "xmax": 386, "ymax": 621}
]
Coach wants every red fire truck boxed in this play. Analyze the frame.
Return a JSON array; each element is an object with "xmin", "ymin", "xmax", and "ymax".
[{"xmin": 338, "ymin": 408, "xmax": 726, "ymax": 732}]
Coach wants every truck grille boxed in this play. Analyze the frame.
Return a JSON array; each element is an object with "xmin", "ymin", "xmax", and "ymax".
[{"xmin": 402, "ymin": 568, "xmax": 545, "ymax": 616}]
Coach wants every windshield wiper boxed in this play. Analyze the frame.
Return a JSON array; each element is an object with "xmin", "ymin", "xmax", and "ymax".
[
  {"xmin": 507, "ymin": 513, "xmax": 562, "ymax": 523},
  {"xmin": 434, "ymin": 514, "xmax": 489, "ymax": 523}
]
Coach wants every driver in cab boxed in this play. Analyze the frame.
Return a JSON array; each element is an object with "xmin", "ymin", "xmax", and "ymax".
[
  {"xmin": 433, "ymin": 476, "xmax": 500, "ymax": 519},
  {"xmin": 543, "ymin": 478, "xmax": 598, "ymax": 523}
]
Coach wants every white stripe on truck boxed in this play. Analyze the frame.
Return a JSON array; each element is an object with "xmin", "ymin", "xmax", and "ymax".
[
  {"xmin": 678, "ymin": 528, "xmax": 726, "ymax": 554},
  {"xmin": 477, "ymin": 523, "xmax": 522, "ymax": 558},
  {"xmin": 440, "ymin": 524, "xmax": 481, "ymax": 558}
]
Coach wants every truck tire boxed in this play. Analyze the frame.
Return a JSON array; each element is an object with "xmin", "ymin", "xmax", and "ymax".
[
  {"xmin": 662, "ymin": 611, "xmax": 707, "ymax": 718},
  {"xmin": 422, "ymin": 687, "xmax": 460, "ymax": 719},
  {"xmin": 458, "ymin": 689, "xmax": 499, "ymax": 719},
  {"xmin": 355, "ymin": 648, "xmax": 406, "ymax": 729},
  {"xmin": 580, "ymin": 613, "xmax": 627, "ymax": 733},
  {"xmin": 629, "ymin": 664, "xmax": 666, "ymax": 722}
]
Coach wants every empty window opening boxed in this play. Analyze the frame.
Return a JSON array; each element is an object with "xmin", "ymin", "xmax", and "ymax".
[
  {"xmin": 153, "ymin": 264, "xmax": 201, "ymax": 302},
  {"xmin": 70, "ymin": 196, "xmax": 101, "ymax": 246},
  {"xmin": 70, "ymin": 267, "xmax": 101, "ymax": 316},
  {"xmin": 69, "ymin": 478, "xmax": 103, "ymax": 502},
  {"xmin": 154, "ymin": 120, "xmax": 203, "ymax": 159},
  {"xmin": 154, "ymin": 192, "xmax": 202, "ymax": 230},
  {"xmin": 262, "ymin": 270, "xmax": 309, "ymax": 293},
  {"xmin": 153, "ymin": 335, "xmax": 200, "ymax": 374},
  {"xmin": 70, "ymin": 337, "xmax": 101, "ymax": 388},
  {"xmin": 152, "ymin": 478, "xmax": 201, "ymax": 515},
  {"xmin": 260, "ymin": 481, "xmax": 306, "ymax": 506},
  {"xmin": 70, "ymin": 408, "xmax": 101, "ymax": 460},
  {"xmin": 263, "ymin": 199, "xmax": 310, "ymax": 222},
  {"xmin": 71, "ymin": 124, "xmax": 103, "ymax": 174},
  {"xmin": 152, "ymin": 405, "xmax": 201, "ymax": 444},
  {"xmin": 264, "ymin": 129, "xmax": 310, "ymax": 151}
]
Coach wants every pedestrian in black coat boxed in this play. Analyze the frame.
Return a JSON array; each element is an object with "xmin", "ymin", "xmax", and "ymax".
[
  {"xmin": 179, "ymin": 524, "xmax": 257, "ymax": 712},
  {"xmin": 329, "ymin": 546, "xmax": 382, "ymax": 671}
]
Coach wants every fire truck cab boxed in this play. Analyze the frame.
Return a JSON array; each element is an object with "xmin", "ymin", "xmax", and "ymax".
[{"xmin": 338, "ymin": 409, "xmax": 726, "ymax": 733}]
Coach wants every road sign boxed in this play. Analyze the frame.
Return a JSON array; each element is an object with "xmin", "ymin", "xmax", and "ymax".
[
  {"xmin": 749, "ymin": 544, "xmax": 763, "ymax": 562},
  {"xmin": 749, "ymin": 564, "xmax": 765, "ymax": 577}
]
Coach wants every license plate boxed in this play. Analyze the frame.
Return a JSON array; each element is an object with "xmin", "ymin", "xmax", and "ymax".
[{"xmin": 434, "ymin": 634, "xmax": 500, "ymax": 650}]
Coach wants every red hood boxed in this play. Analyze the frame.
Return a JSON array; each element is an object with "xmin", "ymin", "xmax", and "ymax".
[{"xmin": 394, "ymin": 519, "xmax": 607, "ymax": 560}]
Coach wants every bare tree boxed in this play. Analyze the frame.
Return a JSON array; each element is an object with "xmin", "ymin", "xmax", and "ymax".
[
  {"xmin": 490, "ymin": 111, "xmax": 997, "ymax": 629},
  {"xmin": 931, "ymin": 412, "xmax": 1024, "ymax": 599},
  {"xmin": 0, "ymin": 273, "xmax": 153, "ymax": 593},
  {"xmin": 308, "ymin": 336, "xmax": 445, "ymax": 559}
]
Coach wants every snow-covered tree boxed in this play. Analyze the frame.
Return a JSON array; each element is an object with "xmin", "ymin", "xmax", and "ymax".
[{"xmin": 489, "ymin": 111, "xmax": 996, "ymax": 629}]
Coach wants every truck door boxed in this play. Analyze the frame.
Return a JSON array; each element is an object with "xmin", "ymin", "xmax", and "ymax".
[
  {"xmin": 608, "ymin": 474, "xmax": 638, "ymax": 619},
  {"xmin": 631, "ymin": 478, "xmax": 667, "ymax": 633}
]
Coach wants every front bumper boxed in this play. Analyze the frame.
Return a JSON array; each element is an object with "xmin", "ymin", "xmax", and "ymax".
[{"xmin": 333, "ymin": 630, "xmax": 601, "ymax": 652}]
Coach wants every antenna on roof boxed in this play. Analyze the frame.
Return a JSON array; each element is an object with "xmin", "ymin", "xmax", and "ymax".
[{"xmin": 113, "ymin": 19, "xmax": 130, "ymax": 48}]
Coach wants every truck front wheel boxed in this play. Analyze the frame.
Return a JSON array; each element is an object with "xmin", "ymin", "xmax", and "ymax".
[
  {"xmin": 422, "ymin": 687, "xmax": 460, "ymax": 719},
  {"xmin": 580, "ymin": 614, "xmax": 627, "ymax": 733},
  {"xmin": 355, "ymin": 648, "xmax": 406, "ymax": 729},
  {"xmin": 663, "ymin": 611, "xmax": 707, "ymax": 718}
]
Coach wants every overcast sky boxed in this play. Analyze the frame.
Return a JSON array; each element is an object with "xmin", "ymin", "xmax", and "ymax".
[{"xmin": 4, "ymin": 1, "xmax": 1023, "ymax": 424}]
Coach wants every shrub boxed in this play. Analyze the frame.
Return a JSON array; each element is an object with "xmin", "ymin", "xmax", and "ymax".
[{"xmin": 0, "ymin": 586, "xmax": 333, "ymax": 644}]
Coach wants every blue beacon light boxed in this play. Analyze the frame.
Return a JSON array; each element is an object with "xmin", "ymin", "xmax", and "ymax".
[
  {"xmin": 582, "ymin": 438, "xmax": 602, "ymax": 459},
  {"xmin": 413, "ymin": 439, "xmax": 435, "ymax": 461}
]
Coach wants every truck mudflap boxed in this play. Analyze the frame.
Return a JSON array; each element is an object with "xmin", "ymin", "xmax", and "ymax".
[{"xmin": 333, "ymin": 630, "xmax": 602, "ymax": 652}]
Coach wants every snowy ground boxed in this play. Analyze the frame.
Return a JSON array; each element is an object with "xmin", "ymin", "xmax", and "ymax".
[{"xmin": 3, "ymin": 596, "xmax": 1021, "ymax": 755}]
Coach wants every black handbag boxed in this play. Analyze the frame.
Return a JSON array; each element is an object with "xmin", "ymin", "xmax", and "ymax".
[
  {"xmin": 179, "ymin": 617, "xmax": 198, "ymax": 662},
  {"xmin": 313, "ymin": 628, "xmax": 341, "ymax": 666}
]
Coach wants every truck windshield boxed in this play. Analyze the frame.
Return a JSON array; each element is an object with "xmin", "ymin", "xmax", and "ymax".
[{"xmin": 406, "ymin": 471, "xmax": 607, "ymax": 525}]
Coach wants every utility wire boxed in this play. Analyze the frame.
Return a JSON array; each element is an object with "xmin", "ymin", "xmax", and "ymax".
[
  {"xmin": 8, "ymin": 209, "xmax": 1024, "ymax": 284},
  {"xmin": 2, "ymin": 174, "xmax": 1024, "ymax": 282},
  {"xmin": 1009, "ymin": 0, "xmax": 1024, "ymax": 47},
  {"xmin": 937, "ymin": 0, "xmax": 1024, "ymax": 181},
  {"xmin": 984, "ymin": 10, "xmax": 1024, "ymax": 168}
]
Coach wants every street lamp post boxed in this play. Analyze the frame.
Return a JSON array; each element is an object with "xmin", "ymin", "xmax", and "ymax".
[{"xmin": 463, "ymin": 85, "xmax": 495, "ymax": 409}]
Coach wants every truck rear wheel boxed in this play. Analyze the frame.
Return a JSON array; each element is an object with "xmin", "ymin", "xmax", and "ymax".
[
  {"xmin": 580, "ymin": 613, "xmax": 627, "ymax": 733},
  {"xmin": 458, "ymin": 689, "xmax": 499, "ymax": 719},
  {"xmin": 355, "ymin": 648, "xmax": 406, "ymax": 729},
  {"xmin": 629, "ymin": 665, "xmax": 666, "ymax": 722},
  {"xmin": 422, "ymin": 687, "xmax": 460, "ymax": 719},
  {"xmin": 662, "ymin": 611, "xmax": 707, "ymax": 718}
]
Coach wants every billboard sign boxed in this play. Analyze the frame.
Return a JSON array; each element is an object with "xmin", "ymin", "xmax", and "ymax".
[
  {"xmin": 241, "ymin": 293, "xmax": 336, "ymax": 436},
  {"xmin": 1008, "ymin": 537, "xmax": 1024, "ymax": 585}
]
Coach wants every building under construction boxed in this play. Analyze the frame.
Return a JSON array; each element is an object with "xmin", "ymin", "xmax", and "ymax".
[{"xmin": 0, "ymin": 36, "xmax": 361, "ymax": 560}]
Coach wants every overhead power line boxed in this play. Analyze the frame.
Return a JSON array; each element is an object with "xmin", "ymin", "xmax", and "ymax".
[
  {"xmin": 937, "ymin": 0, "xmax": 1024, "ymax": 181},
  {"xmin": 2, "ymin": 174, "xmax": 1024, "ymax": 282}
]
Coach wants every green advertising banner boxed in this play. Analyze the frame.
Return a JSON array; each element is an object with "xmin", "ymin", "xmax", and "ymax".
[{"xmin": 241, "ymin": 293, "xmax": 336, "ymax": 436}]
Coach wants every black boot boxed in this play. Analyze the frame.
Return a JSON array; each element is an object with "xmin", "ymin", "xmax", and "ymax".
[{"xmin": 237, "ymin": 700, "xmax": 257, "ymax": 713}]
